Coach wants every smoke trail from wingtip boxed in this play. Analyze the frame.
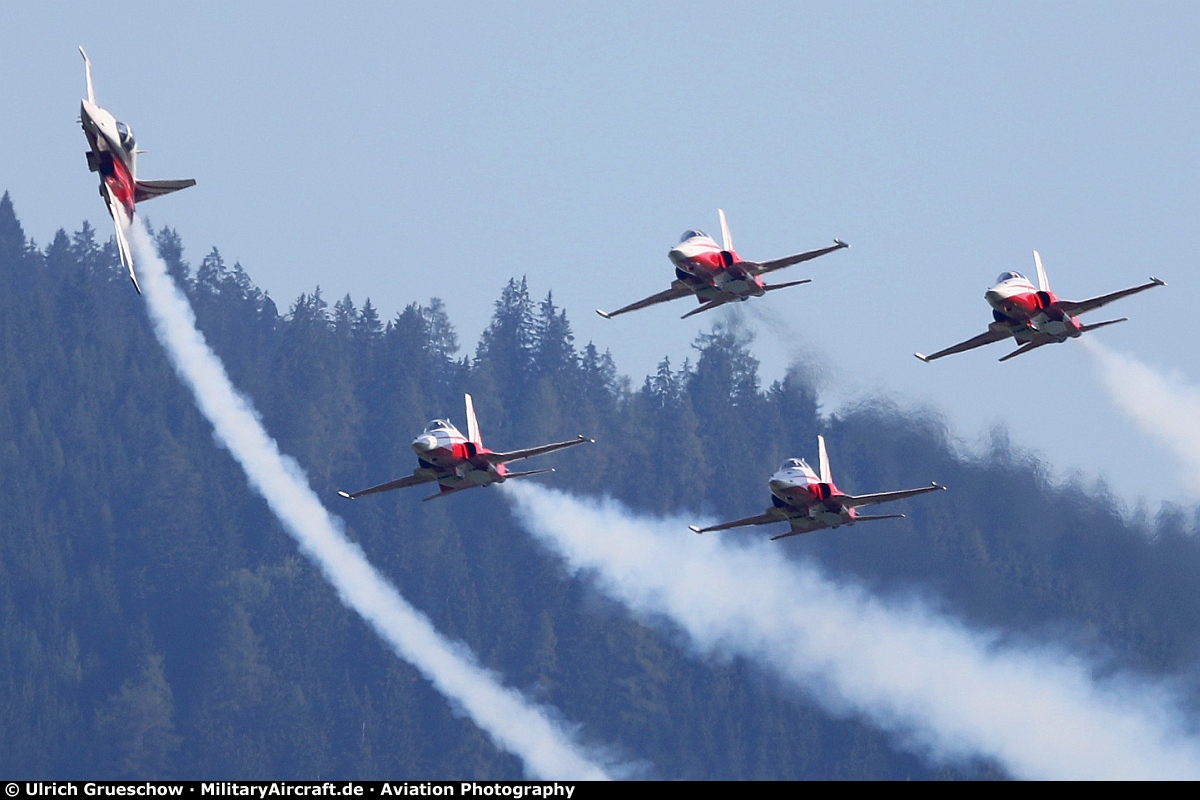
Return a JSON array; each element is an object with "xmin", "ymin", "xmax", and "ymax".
[
  {"xmin": 505, "ymin": 481, "xmax": 1200, "ymax": 780},
  {"xmin": 1085, "ymin": 340, "xmax": 1200, "ymax": 493},
  {"xmin": 128, "ymin": 220, "xmax": 610, "ymax": 780}
]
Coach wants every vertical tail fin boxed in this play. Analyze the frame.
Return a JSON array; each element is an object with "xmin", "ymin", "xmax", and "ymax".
[
  {"xmin": 817, "ymin": 435, "xmax": 832, "ymax": 484},
  {"xmin": 79, "ymin": 47, "xmax": 96, "ymax": 105},
  {"xmin": 718, "ymin": 208, "xmax": 733, "ymax": 254},
  {"xmin": 464, "ymin": 393, "xmax": 483, "ymax": 446},
  {"xmin": 1033, "ymin": 249, "xmax": 1050, "ymax": 293}
]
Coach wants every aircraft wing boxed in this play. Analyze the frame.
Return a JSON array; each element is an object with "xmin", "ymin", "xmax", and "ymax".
[
  {"xmin": 688, "ymin": 510, "xmax": 782, "ymax": 534},
  {"xmin": 134, "ymin": 179, "xmax": 197, "ymax": 203},
  {"xmin": 337, "ymin": 471, "xmax": 438, "ymax": 499},
  {"xmin": 596, "ymin": 282, "xmax": 694, "ymax": 319},
  {"xmin": 1056, "ymin": 278, "xmax": 1166, "ymax": 317},
  {"xmin": 839, "ymin": 482, "xmax": 946, "ymax": 509},
  {"xmin": 914, "ymin": 324, "xmax": 1012, "ymax": 362},
  {"xmin": 484, "ymin": 435, "xmax": 593, "ymax": 465},
  {"xmin": 103, "ymin": 186, "xmax": 139, "ymax": 294},
  {"xmin": 746, "ymin": 239, "xmax": 849, "ymax": 276}
]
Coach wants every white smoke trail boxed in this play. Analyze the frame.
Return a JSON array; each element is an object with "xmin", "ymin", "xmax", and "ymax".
[
  {"xmin": 128, "ymin": 220, "xmax": 609, "ymax": 780},
  {"xmin": 1085, "ymin": 340, "xmax": 1200, "ymax": 492},
  {"xmin": 506, "ymin": 481, "xmax": 1200, "ymax": 780}
]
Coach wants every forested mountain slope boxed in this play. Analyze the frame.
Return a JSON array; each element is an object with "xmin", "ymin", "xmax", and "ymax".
[{"xmin": 2, "ymin": 193, "xmax": 1197, "ymax": 779}]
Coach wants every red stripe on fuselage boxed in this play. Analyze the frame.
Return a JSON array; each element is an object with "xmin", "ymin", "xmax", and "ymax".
[{"xmin": 106, "ymin": 156, "xmax": 136, "ymax": 217}]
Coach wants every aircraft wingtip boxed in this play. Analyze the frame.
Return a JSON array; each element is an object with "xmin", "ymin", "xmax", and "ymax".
[
  {"xmin": 578, "ymin": 434, "xmax": 595, "ymax": 443},
  {"xmin": 914, "ymin": 353, "xmax": 930, "ymax": 363},
  {"xmin": 1152, "ymin": 276, "xmax": 1166, "ymax": 286},
  {"xmin": 688, "ymin": 525, "xmax": 703, "ymax": 535},
  {"xmin": 595, "ymin": 309, "xmax": 612, "ymax": 319},
  {"xmin": 932, "ymin": 481, "xmax": 947, "ymax": 490},
  {"xmin": 337, "ymin": 491, "xmax": 353, "ymax": 500},
  {"xmin": 834, "ymin": 238, "xmax": 849, "ymax": 248}
]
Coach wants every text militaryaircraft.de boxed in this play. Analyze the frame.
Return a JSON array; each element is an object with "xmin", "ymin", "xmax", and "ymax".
[
  {"xmin": 915, "ymin": 250, "xmax": 1165, "ymax": 363},
  {"xmin": 338, "ymin": 395, "xmax": 593, "ymax": 501},
  {"xmin": 78, "ymin": 47, "xmax": 196, "ymax": 294},
  {"xmin": 596, "ymin": 209, "xmax": 848, "ymax": 320},
  {"xmin": 688, "ymin": 436, "xmax": 945, "ymax": 541}
]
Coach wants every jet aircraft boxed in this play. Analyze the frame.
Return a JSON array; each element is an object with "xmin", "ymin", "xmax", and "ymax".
[
  {"xmin": 915, "ymin": 251, "xmax": 1165, "ymax": 363},
  {"xmin": 337, "ymin": 394, "xmax": 593, "ymax": 501},
  {"xmin": 596, "ymin": 209, "xmax": 848, "ymax": 320},
  {"xmin": 78, "ymin": 47, "xmax": 196, "ymax": 293},
  {"xmin": 688, "ymin": 436, "xmax": 945, "ymax": 541}
]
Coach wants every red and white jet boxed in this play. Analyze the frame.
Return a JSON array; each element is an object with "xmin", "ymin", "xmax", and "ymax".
[
  {"xmin": 688, "ymin": 436, "xmax": 945, "ymax": 541},
  {"xmin": 915, "ymin": 251, "xmax": 1165, "ymax": 363},
  {"xmin": 596, "ymin": 209, "xmax": 848, "ymax": 320},
  {"xmin": 337, "ymin": 394, "xmax": 593, "ymax": 501},
  {"xmin": 78, "ymin": 47, "xmax": 196, "ymax": 294}
]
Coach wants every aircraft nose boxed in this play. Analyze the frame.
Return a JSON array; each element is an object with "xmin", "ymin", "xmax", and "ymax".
[{"xmin": 412, "ymin": 434, "xmax": 438, "ymax": 453}]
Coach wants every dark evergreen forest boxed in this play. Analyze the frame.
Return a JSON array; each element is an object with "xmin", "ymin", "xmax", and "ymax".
[{"xmin": 3, "ymin": 191, "xmax": 1200, "ymax": 779}]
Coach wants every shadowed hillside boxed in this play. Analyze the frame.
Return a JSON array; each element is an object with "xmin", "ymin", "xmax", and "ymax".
[{"xmin": 2, "ymin": 193, "xmax": 1197, "ymax": 778}]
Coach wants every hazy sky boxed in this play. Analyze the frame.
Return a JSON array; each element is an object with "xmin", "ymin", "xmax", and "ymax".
[{"xmin": 3, "ymin": 2, "xmax": 1198, "ymax": 503}]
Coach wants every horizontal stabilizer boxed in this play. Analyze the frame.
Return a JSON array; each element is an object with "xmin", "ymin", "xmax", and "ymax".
[
  {"xmin": 503, "ymin": 468, "xmax": 556, "ymax": 480},
  {"xmin": 998, "ymin": 340, "xmax": 1049, "ymax": 362},
  {"xmin": 134, "ymin": 179, "xmax": 197, "ymax": 203},
  {"xmin": 761, "ymin": 278, "xmax": 812, "ymax": 293},
  {"xmin": 422, "ymin": 484, "xmax": 482, "ymax": 502},
  {"xmin": 680, "ymin": 297, "xmax": 731, "ymax": 319},
  {"xmin": 1079, "ymin": 318, "xmax": 1127, "ymax": 334}
]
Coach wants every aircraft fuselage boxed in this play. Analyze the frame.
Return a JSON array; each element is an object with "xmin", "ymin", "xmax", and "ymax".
[
  {"xmin": 767, "ymin": 459, "xmax": 857, "ymax": 528},
  {"xmin": 984, "ymin": 275, "xmax": 1082, "ymax": 342},
  {"xmin": 411, "ymin": 422, "xmax": 508, "ymax": 489},
  {"xmin": 81, "ymin": 99, "xmax": 138, "ymax": 219},
  {"xmin": 668, "ymin": 234, "xmax": 766, "ymax": 302}
]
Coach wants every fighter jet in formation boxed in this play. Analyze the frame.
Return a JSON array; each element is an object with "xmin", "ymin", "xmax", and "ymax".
[
  {"xmin": 78, "ymin": 47, "xmax": 195, "ymax": 293},
  {"xmin": 688, "ymin": 436, "xmax": 945, "ymax": 541},
  {"xmin": 915, "ymin": 250, "xmax": 1165, "ymax": 363},
  {"xmin": 596, "ymin": 209, "xmax": 848, "ymax": 320},
  {"xmin": 338, "ymin": 394, "xmax": 593, "ymax": 501}
]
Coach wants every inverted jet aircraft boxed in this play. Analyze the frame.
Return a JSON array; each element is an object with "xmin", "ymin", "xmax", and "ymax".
[
  {"xmin": 596, "ymin": 209, "xmax": 848, "ymax": 320},
  {"xmin": 78, "ymin": 47, "xmax": 196, "ymax": 293},
  {"xmin": 337, "ymin": 394, "xmax": 593, "ymax": 501},
  {"xmin": 688, "ymin": 436, "xmax": 945, "ymax": 541},
  {"xmin": 915, "ymin": 251, "xmax": 1164, "ymax": 363}
]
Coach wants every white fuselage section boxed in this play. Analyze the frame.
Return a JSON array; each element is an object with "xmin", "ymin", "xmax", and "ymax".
[
  {"xmin": 411, "ymin": 421, "xmax": 504, "ymax": 487},
  {"xmin": 668, "ymin": 234, "xmax": 765, "ymax": 300},
  {"xmin": 767, "ymin": 459, "xmax": 854, "ymax": 528}
]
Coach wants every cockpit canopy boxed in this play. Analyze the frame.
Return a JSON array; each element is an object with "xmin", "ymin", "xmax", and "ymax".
[
  {"xmin": 116, "ymin": 120, "xmax": 135, "ymax": 152},
  {"xmin": 996, "ymin": 271, "xmax": 1026, "ymax": 283},
  {"xmin": 782, "ymin": 458, "xmax": 811, "ymax": 471},
  {"xmin": 678, "ymin": 229, "xmax": 707, "ymax": 243},
  {"xmin": 424, "ymin": 419, "xmax": 452, "ymax": 433}
]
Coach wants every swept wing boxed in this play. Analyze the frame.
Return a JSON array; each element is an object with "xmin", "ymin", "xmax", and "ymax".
[
  {"xmin": 104, "ymin": 188, "xmax": 139, "ymax": 294},
  {"xmin": 915, "ymin": 323, "xmax": 1013, "ymax": 363},
  {"xmin": 483, "ymin": 435, "xmax": 593, "ymax": 465},
  {"xmin": 838, "ymin": 482, "xmax": 946, "ymax": 509},
  {"xmin": 688, "ymin": 510, "xmax": 783, "ymax": 534},
  {"xmin": 597, "ymin": 282, "xmax": 693, "ymax": 319},
  {"xmin": 337, "ymin": 471, "xmax": 438, "ymax": 499},
  {"xmin": 1055, "ymin": 278, "xmax": 1165, "ymax": 317},
  {"xmin": 746, "ymin": 240, "xmax": 849, "ymax": 276}
]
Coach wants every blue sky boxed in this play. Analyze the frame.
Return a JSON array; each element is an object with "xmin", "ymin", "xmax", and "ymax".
[{"xmin": 3, "ymin": 2, "xmax": 1198, "ymax": 503}]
